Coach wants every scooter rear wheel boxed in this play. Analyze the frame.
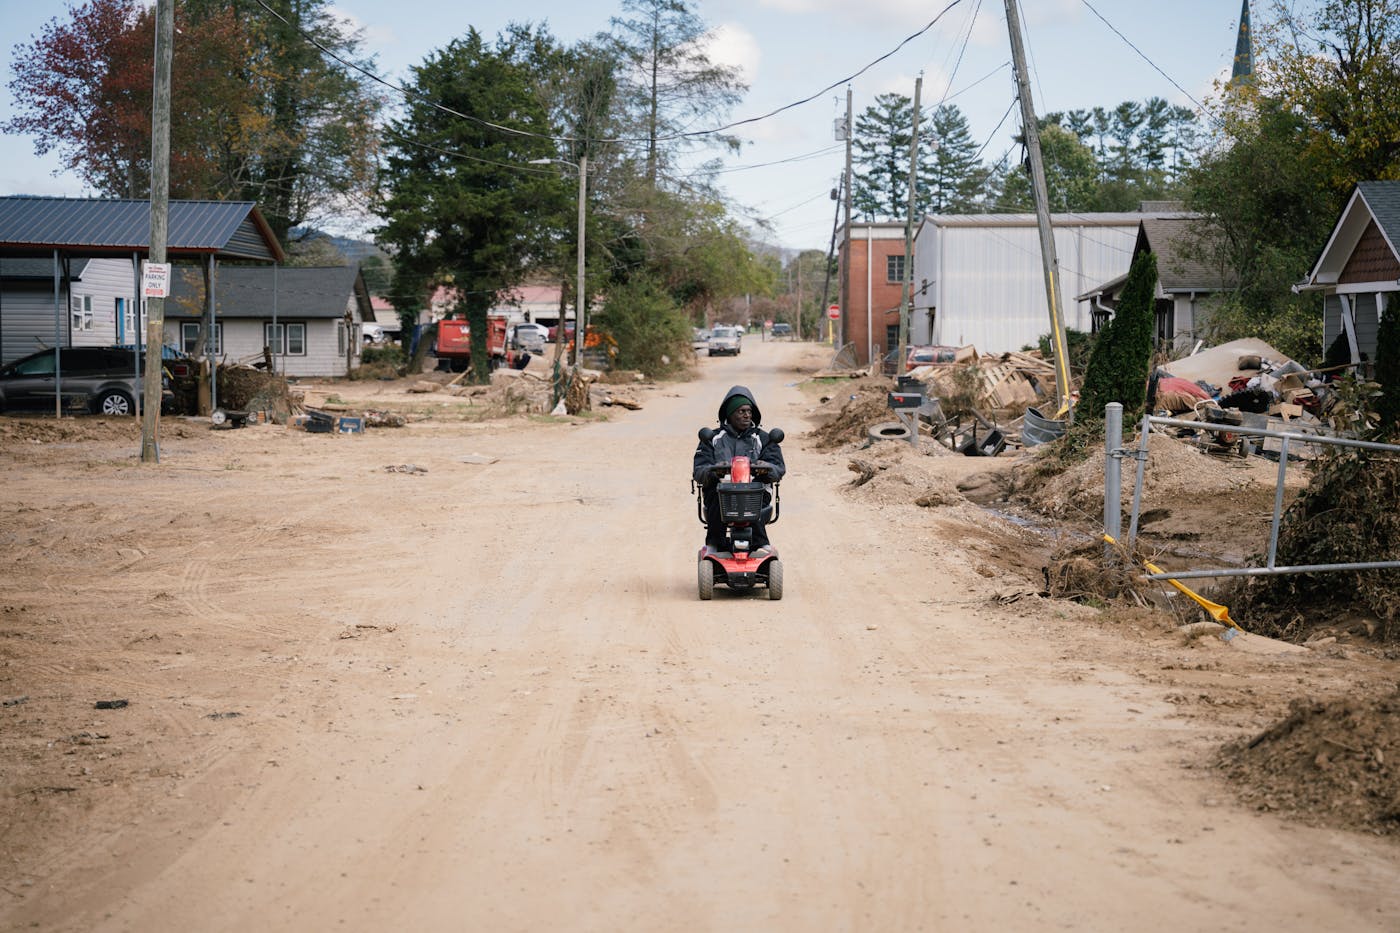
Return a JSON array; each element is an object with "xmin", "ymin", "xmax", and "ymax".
[
  {"xmin": 767, "ymin": 559, "xmax": 784, "ymax": 600},
  {"xmin": 698, "ymin": 560, "xmax": 715, "ymax": 600}
]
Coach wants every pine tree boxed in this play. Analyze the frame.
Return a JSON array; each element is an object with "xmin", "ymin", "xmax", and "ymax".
[
  {"xmin": 852, "ymin": 93, "xmax": 915, "ymax": 220},
  {"xmin": 1078, "ymin": 250, "xmax": 1158, "ymax": 422},
  {"xmin": 924, "ymin": 105, "xmax": 983, "ymax": 214}
]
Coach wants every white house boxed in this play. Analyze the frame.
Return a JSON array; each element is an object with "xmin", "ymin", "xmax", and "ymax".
[
  {"xmin": 0, "ymin": 256, "xmax": 155, "ymax": 364},
  {"xmin": 910, "ymin": 210, "xmax": 1192, "ymax": 353},
  {"xmin": 167, "ymin": 264, "xmax": 373, "ymax": 377}
]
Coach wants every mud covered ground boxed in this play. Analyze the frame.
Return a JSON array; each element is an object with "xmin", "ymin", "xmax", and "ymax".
[
  {"xmin": 805, "ymin": 380, "xmax": 1400, "ymax": 838},
  {"xmin": 2, "ymin": 344, "xmax": 1398, "ymax": 932}
]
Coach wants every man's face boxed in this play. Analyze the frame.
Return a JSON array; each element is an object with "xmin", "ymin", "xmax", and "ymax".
[{"xmin": 728, "ymin": 404, "xmax": 753, "ymax": 431}]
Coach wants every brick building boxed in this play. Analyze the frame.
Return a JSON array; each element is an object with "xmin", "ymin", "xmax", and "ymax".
[{"xmin": 839, "ymin": 221, "xmax": 909, "ymax": 366}]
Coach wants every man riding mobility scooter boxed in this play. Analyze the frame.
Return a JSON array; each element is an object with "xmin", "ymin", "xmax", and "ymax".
[{"xmin": 692, "ymin": 386, "xmax": 786, "ymax": 600}]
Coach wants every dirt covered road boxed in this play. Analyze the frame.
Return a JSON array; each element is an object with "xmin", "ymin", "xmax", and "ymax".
[{"xmin": 2, "ymin": 340, "xmax": 1399, "ymax": 931}]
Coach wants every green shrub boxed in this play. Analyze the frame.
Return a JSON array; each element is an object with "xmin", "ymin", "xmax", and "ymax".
[
  {"xmin": 361, "ymin": 345, "xmax": 404, "ymax": 367},
  {"xmin": 593, "ymin": 272, "xmax": 692, "ymax": 377},
  {"xmin": 1078, "ymin": 251, "xmax": 1157, "ymax": 423}
]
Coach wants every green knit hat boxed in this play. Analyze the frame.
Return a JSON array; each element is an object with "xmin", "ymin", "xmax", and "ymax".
[{"xmin": 722, "ymin": 394, "xmax": 754, "ymax": 420}]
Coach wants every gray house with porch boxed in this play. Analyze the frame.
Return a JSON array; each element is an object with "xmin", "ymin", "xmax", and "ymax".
[{"xmin": 1295, "ymin": 181, "xmax": 1400, "ymax": 371}]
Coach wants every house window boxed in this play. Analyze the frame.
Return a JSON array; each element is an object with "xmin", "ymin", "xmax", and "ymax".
[
  {"xmin": 264, "ymin": 322, "xmax": 306, "ymax": 356},
  {"xmin": 180, "ymin": 321, "xmax": 223, "ymax": 355},
  {"xmin": 71, "ymin": 295, "xmax": 94, "ymax": 332},
  {"xmin": 886, "ymin": 255, "xmax": 905, "ymax": 284},
  {"xmin": 337, "ymin": 320, "xmax": 346, "ymax": 355}
]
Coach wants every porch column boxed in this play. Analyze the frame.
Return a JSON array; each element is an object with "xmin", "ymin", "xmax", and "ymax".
[
  {"xmin": 53, "ymin": 249, "xmax": 62, "ymax": 418},
  {"xmin": 1339, "ymin": 294, "xmax": 1361, "ymax": 366}
]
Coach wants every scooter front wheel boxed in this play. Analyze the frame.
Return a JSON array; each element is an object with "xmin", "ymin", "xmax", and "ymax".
[
  {"xmin": 698, "ymin": 559, "xmax": 715, "ymax": 600},
  {"xmin": 767, "ymin": 559, "xmax": 783, "ymax": 600}
]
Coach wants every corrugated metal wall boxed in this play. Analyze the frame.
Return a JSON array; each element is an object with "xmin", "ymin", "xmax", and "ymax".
[
  {"xmin": 0, "ymin": 285, "xmax": 62, "ymax": 365},
  {"xmin": 916, "ymin": 218, "xmax": 1140, "ymax": 354}
]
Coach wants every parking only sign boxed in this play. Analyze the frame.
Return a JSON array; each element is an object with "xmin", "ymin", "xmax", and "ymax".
[{"xmin": 142, "ymin": 261, "xmax": 171, "ymax": 298}]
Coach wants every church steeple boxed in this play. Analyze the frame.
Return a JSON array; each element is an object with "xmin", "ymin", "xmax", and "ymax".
[{"xmin": 1230, "ymin": 0, "xmax": 1254, "ymax": 86}]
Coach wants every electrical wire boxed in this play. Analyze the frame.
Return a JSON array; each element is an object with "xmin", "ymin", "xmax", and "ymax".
[
  {"xmin": 252, "ymin": 0, "xmax": 967, "ymax": 147},
  {"xmin": 1079, "ymin": 0, "xmax": 1215, "ymax": 120}
]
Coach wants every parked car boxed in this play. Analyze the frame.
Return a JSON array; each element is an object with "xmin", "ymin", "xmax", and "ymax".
[
  {"xmin": 770, "ymin": 322, "xmax": 793, "ymax": 339},
  {"xmin": 709, "ymin": 325, "xmax": 742, "ymax": 356},
  {"xmin": 509, "ymin": 322, "xmax": 548, "ymax": 354},
  {"xmin": 692, "ymin": 328, "xmax": 709, "ymax": 353},
  {"xmin": 882, "ymin": 344, "xmax": 959, "ymax": 375},
  {"xmin": 0, "ymin": 346, "xmax": 174, "ymax": 416}
]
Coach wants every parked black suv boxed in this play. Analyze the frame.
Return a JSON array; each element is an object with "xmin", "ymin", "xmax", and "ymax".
[{"xmin": 0, "ymin": 347, "xmax": 174, "ymax": 416}]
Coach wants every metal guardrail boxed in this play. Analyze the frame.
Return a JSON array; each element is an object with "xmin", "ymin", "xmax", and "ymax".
[{"xmin": 1103, "ymin": 403, "xmax": 1400, "ymax": 581}]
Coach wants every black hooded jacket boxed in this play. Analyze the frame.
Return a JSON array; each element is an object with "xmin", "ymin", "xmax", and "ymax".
[{"xmin": 692, "ymin": 384, "xmax": 787, "ymax": 485}]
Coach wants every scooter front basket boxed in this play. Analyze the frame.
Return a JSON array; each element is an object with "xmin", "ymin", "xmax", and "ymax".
[{"xmin": 717, "ymin": 481, "xmax": 765, "ymax": 522}]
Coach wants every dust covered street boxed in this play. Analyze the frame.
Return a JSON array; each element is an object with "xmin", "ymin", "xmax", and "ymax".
[{"xmin": 3, "ymin": 340, "xmax": 1399, "ymax": 931}]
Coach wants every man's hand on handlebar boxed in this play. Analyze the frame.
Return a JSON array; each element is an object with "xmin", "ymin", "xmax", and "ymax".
[{"xmin": 751, "ymin": 460, "xmax": 777, "ymax": 478}]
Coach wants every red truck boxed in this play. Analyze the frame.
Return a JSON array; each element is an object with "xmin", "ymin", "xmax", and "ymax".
[{"xmin": 434, "ymin": 314, "xmax": 527, "ymax": 372}]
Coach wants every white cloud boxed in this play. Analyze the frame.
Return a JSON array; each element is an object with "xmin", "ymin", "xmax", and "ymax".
[
  {"xmin": 328, "ymin": 5, "xmax": 398, "ymax": 54},
  {"xmin": 704, "ymin": 22, "xmax": 762, "ymax": 86},
  {"xmin": 755, "ymin": 0, "xmax": 990, "ymax": 32}
]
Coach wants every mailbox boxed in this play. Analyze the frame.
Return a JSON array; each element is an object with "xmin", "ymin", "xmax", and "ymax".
[{"xmin": 887, "ymin": 392, "xmax": 923, "ymax": 410}]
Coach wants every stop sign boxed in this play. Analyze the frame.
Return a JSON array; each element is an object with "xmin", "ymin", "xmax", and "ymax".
[{"xmin": 826, "ymin": 304, "xmax": 840, "ymax": 319}]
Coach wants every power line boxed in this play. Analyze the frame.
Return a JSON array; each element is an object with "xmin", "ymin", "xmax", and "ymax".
[
  {"xmin": 1079, "ymin": 0, "xmax": 1216, "ymax": 121},
  {"xmin": 252, "ymin": 0, "xmax": 968, "ymax": 148}
]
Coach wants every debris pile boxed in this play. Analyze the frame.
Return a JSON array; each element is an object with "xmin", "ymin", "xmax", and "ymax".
[
  {"xmin": 1156, "ymin": 338, "xmax": 1329, "ymax": 427},
  {"xmin": 912, "ymin": 347, "xmax": 1057, "ymax": 412}
]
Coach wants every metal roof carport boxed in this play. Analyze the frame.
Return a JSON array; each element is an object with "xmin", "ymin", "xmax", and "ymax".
[{"xmin": 0, "ymin": 196, "xmax": 284, "ymax": 415}]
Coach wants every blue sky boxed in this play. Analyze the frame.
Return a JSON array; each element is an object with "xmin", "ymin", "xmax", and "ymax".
[{"xmin": 0, "ymin": 0, "xmax": 1251, "ymax": 251}]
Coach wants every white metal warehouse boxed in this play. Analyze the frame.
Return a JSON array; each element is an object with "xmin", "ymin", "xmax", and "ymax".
[{"xmin": 910, "ymin": 210, "xmax": 1192, "ymax": 354}]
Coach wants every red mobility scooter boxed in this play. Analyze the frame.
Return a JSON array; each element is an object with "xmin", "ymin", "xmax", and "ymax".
[{"xmin": 694, "ymin": 427, "xmax": 784, "ymax": 600}]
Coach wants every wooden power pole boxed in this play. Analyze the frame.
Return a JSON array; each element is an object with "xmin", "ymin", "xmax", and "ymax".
[
  {"xmin": 897, "ymin": 74, "xmax": 922, "ymax": 372},
  {"xmin": 141, "ymin": 0, "xmax": 174, "ymax": 462},
  {"xmin": 839, "ymin": 86, "xmax": 853, "ymax": 356},
  {"xmin": 1005, "ymin": 0, "xmax": 1074, "ymax": 419}
]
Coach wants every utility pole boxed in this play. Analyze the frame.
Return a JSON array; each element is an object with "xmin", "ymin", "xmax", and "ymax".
[
  {"xmin": 794, "ymin": 255, "xmax": 802, "ymax": 341},
  {"xmin": 574, "ymin": 154, "xmax": 587, "ymax": 368},
  {"xmin": 141, "ymin": 0, "xmax": 173, "ymax": 463},
  {"xmin": 839, "ymin": 86, "xmax": 853, "ymax": 356},
  {"xmin": 897, "ymin": 74, "xmax": 922, "ymax": 372},
  {"xmin": 820, "ymin": 171, "xmax": 844, "ymax": 345},
  {"xmin": 1006, "ymin": 0, "xmax": 1073, "ymax": 419}
]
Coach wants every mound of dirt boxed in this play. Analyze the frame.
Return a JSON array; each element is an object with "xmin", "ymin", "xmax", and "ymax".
[
  {"xmin": 843, "ymin": 442, "xmax": 961, "ymax": 509},
  {"xmin": 810, "ymin": 380, "xmax": 900, "ymax": 450},
  {"xmin": 1220, "ymin": 688, "xmax": 1400, "ymax": 835},
  {"xmin": 1022, "ymin": 430, "xmax": 1268, "ymax": 519},
  {"xmin": 0, "ymin": 417, "xmax": 201, "ymax": 446}
]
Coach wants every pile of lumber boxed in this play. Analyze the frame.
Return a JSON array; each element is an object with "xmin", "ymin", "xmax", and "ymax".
[{"xmin": 911, "ymin": 348, "xmax": 1056, "ymax": 412}]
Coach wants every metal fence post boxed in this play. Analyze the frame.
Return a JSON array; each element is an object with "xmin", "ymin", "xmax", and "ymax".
[{"xmin": 1104, "ymin": 402, "xmax": 1122, "ymax": 562}]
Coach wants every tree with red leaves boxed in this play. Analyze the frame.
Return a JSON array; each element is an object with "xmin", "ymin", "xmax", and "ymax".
[{"xmin": 6, "ymin": 0, "xmax": 381, "ymax": 245}]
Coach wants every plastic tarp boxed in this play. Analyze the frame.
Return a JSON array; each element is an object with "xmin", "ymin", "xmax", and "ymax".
[{"xmin": 1161, "ymin": 338, "xmax": 1292, "ymax": 389}]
